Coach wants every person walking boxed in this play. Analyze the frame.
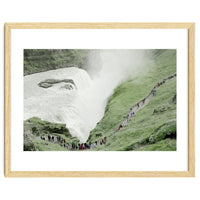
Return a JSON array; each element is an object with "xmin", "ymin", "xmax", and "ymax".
[
  {"xmin": 118, "ymin": 124, "xmax": 122, "ymax": 131},
  {"xmin": 152, "ymin": 89, "xmax": 156, "ymax": 96}
]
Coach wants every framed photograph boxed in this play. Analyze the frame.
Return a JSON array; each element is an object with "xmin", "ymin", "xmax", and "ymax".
[{"xmin": 5, "ymin": 23, "xmax": 195, "ymax": 177}]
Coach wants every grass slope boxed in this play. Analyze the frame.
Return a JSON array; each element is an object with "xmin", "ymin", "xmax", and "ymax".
[
  {"xmin": 24, "ymin": 117, "xmax": 79, "ymax": 151},
  {"xmin": 87, "ymin": 50, "xmax": 176, "ymax": 151},
  {"xmin": 24, "ymin": 49, "xmax": 89, "ymax": 75}
]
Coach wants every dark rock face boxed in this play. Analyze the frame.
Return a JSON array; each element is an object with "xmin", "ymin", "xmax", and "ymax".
[{"xmin": 38, "ymin": 79, "xmax": 76, "ymax": 89}]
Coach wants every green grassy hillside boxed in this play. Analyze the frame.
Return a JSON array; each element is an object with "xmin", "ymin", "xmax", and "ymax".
[
  {"xmin": 24, "ymin": 49, "xmax": 89, "ymax": 75},
  {"xmin": 24, "ymin": 117, "xmax": 80, "ymax": 151},
  {"xmin": 87, "ymin": 49, "xmax": 176, "ymax": 151}
]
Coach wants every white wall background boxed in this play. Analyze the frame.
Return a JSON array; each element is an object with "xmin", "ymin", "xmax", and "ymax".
[{"xmin": 0, "ymin": 0, "xmax": 199, "ymax": 200}]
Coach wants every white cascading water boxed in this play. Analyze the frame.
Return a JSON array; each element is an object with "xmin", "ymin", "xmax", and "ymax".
[{"xmin": 24, "ymin": 50, "xmax": 150, "ymax": 142}]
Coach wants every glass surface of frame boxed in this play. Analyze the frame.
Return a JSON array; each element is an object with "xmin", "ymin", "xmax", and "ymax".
[{"xmin": 5, "ymin": 23, "xmax": 195, "ymax": 177}]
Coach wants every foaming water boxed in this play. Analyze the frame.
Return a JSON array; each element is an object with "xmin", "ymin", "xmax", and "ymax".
[{"xmin": 24, "ymin": 50, "xmax": 150, "ymax": 142}]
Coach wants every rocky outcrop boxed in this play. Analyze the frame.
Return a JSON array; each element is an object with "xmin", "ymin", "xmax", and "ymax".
[
  {"xmin": 149, "ymin": 119, "xmax": 176, "ymax": 143},
  {"xmin": 153, "ymin": 105, "xmax": 171, "ymax": 114},
  {"xmin": 38, "ymin": 79, "xmax": 76, "ymax": 89},
  {"xmin": 24, "ymin": 139, "xmax": 37, "ymax": 151},
  {"xmin": 24, "ymin": 117, "xmax": 71, "ymax": 137}
]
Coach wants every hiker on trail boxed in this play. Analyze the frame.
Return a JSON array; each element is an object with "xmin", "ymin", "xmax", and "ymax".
[
  {"xmin": 168, "ymin": 75, "xmax": 173, "ymax": 79},
  {"xmin": 174, "ymin": 73, "xmax": 176, "ymax": 77},
  {"xmin": 86, "ymin": 143, "xmax": 90, "ymax": 149},
  {"xmin": 41, "ymin": 136, "xmax": 45, "ymax": 140},
  {"xmin": 52, "ymin": 136, "xmax": 54, "ymax": 142},
  {"xmin": 118, "ymin": 124, "xmax": 122, "ymax": 131},
  {"xmin": 72, "ymin": 141, "xmax": 75, "ymax": 149},
  {"xmin": 152, "ymin": 89, "xmax": 156, "ymax": 96},
  {"xmin": 93, "ymin": 142, "xmax": 97, "ymax": 148},
  {"xmin": 57, "ymin": 136, "xmax": 60, "ymax": 142},
  {"xmin": 102, "ymin": 139, "xmax": 105, "ymax": 144},
  {"xmin": 163, "ymin": 80, "xmax": 165, "ymax": 84},
  {"xmin": 158, "ymin": 83, "xmax": 160, "ymax": 86},
  {"xmin": 143, "ymin": 98, "xmax": 145, "ymax": 104},
  {"xmin": 48, "ymin": 135, "xmax": 51, "ymax": 141},
  {"xmin": 160, "ymin": 82, "xmax": 163, "ymax": 85},
  {"xmin": 100, "ymin": 141, "xmax": 102, "ymax": 145},
  {"xmin": 64, "ymin": 139, "xmax": 66, "ymax": 143},
  {"xmin": 137, "ymin": 102, "xmax": 139, "ymax": 108},
  {"xmin": 84, "ymin": 143, "xmax": 87, "ymax": 149}
]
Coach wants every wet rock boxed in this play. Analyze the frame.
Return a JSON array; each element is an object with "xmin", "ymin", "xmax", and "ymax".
[
  {"xmin": 60, "ymin": 84, "xmax": 74, "ymax": 90},
  {"xmin": 38, "ymin": 79, "xmax": 76, "ymax": 89}
]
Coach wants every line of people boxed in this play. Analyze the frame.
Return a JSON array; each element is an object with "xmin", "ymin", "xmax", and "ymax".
[
  {"xmin": 40, "ymin": 134, "xmax": 107, "ymax": 150},
  {"xmin": 70, "ymin": 137, "xmax": 107, "ymax": 150},
  {"xmin": 116, "ymin": 73, "xmax": 177, "ymax": 133}
]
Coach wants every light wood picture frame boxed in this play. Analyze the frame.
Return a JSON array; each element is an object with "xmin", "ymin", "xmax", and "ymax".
[{"xmin": 5, "ymin": 23, "xmax": 195, "ymax": 177}]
